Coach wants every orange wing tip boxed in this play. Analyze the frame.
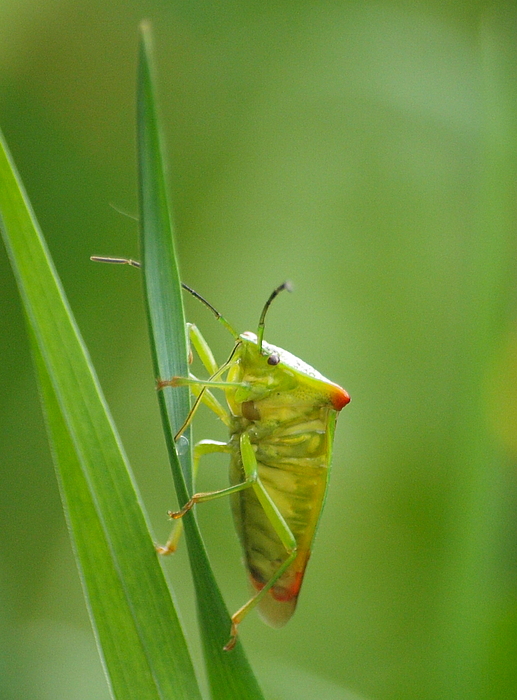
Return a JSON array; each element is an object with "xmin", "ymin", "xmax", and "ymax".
[
  {"xmin": 251, "ymin": 570, "xmax": 304, "ymax": 628},
  {"xmin": 331, "ymin": 384, "xmax": 350, "ymax": 411},
  {"xmin": 272, "ymin": 569, "xmax": 304, "ymax": 602},
  {"xmin": 250, "ymin": 570, "xmax": 303, "ymax": 601}
]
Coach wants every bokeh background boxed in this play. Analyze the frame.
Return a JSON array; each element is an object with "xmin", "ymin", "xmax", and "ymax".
[{"xmin": 1, "ymin": 2, "xmax": 517, "ymax": 699}]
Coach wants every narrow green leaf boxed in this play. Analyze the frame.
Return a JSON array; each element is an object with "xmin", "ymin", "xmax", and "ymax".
[
  {"xmin": 0, "ymin": 127, "xmax": 202, "ymax": 699},
  {"xmin": 137, "ymin": 22, "xmax": 265, "ymax": 700}
]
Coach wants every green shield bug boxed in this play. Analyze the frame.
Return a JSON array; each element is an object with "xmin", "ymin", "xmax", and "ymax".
[{"xmin": 91, "ymin": 257, "xmax": 350, "ymax": 650}]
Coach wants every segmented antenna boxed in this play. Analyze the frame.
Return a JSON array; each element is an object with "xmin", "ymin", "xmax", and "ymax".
[
  {"xmin": 257, "ymin": 281, "xmax": 293, "ymax": 351},
  {"xmin": 90, "ymin": 256, "xmax": 238, "ymax": 337},
  {"xmin": 90, "ymin": 255, "xmax": 141, "ymax": 268},
  {"xmin": 180, "ymin": 283, "xmax": 238, "ymax": 338}
]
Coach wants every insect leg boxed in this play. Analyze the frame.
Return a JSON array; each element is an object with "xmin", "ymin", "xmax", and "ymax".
[
  {"xmin": 157, "ymin": 439, "xmax": 231, "ymax": 555},
  {"xmin": 186, "ymin": 375, "xmax": 230, "ymax": 425},
  {"xmin": 184, "ymin": 323, "xmax": 234, "ymax": 422},
  {"xmin": 223, "ymin": 432, "xmax": 298, "ymax": 651},
  {"xmin": 167, "ymin": 428, "xmax": 263, "ymax": 520},
  {"xmin": 168, "ymin": 475, "xmax": 256, "ymax": 519},
  {"xmin": 187, "ymin": 322, "xmax": 219, "ymax": 375},
  {"xmin": 160, "ymin": 342, "xmax": 242, "ymax": 440},
  {"xmin": 160, "ymin": 377, "xmax": 246, "ymax": 390}
]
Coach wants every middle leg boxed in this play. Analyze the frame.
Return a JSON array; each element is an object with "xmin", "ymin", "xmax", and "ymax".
[{"xmin": 157, "ymin": 439, "xmax": 231, "ymax": 554}]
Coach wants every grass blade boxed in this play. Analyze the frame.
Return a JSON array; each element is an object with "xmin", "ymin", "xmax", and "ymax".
[
  {"xmin": 0, "ymin": 126, "xmax": 202, "ymax": 699},
  {"xmin": 137, "ymin": 21, "xmax": 265, "ymax": 700}
]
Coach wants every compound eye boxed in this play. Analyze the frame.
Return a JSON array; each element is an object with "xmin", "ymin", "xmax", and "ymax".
[{"xmin": 267, "ymin": 352, "xmax": 280, "ymax": 366}]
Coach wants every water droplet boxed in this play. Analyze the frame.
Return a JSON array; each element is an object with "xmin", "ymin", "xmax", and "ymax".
[{"xmin": 175, "ymin": 435, "xmax": 189, "ymax": 456}]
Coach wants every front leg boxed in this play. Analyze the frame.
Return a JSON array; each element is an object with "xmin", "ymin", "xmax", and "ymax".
[{"xmin": 157, "ymin": 342, "xmax": 243, "ymax": 441}]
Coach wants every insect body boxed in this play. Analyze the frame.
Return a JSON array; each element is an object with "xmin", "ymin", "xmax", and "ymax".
[
  {"xmin": 160, "ymin": 283, "xmax": 350, "ymax": 649},
  {"xmin": 225, "ymin": 332, "xmax": 349, "ymax": 628},
  {"xmin": 90, "ymin": 259, "xmax": 350, "ymax": 650}
]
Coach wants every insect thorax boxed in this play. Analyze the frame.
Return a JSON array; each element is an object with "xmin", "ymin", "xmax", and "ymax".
[{"xmin": 226, "ymin": 339, "xmax": 336, "ymax": 470}]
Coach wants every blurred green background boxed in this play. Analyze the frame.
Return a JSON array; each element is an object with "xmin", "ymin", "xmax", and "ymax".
[{"xmin": 1, "ymin": 2, "xmax": 517, "ymax": 699}]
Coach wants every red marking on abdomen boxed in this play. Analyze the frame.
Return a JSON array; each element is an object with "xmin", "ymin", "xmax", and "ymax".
[
  {"xmin": 271, "ymin": 570, "xmax": 304, "ymax": 602},
  {"xmin": 250, "ymin": 576, "xmax": 265, "ymax": 593},
  {"xmin": 250, "ymin": 570, "xmax": 304, "ymax": 602},
  {"xmin": 331, "ymin": 385, "xmax": 350, "ymax": 411}
]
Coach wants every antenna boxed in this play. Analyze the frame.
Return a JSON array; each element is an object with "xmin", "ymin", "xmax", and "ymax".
[
  {"xmin": 90, "ymin": 256, "xmax": 238, "ymax": 338},
  {"xmin": 90, "ymin": 255, "xmax": 141, "ymax": 268},
  {"xmin": 181, "ymin": 283, "xmax": 238, "ymax": 338},
  {"xmin": 257, "ymin": 281, "xmax": 293, "ymax": 351}
]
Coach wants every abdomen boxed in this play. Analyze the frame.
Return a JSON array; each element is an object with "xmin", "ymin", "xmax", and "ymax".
[{"xmin": 229, "ymin": 408, "xmax": 333, "ymax": 627}]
